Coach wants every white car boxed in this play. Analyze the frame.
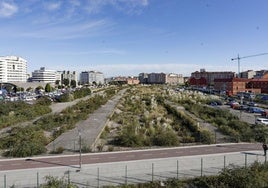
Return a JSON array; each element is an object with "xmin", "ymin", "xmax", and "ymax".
[{"xmin": 256, "ymin": 118, "xmax": 268, "ymax": 125}]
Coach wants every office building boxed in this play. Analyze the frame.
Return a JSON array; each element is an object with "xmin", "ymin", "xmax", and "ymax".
[
  {"xmin": 0, "ymin": 56, "xmax": 27, "ymax": 82},
  {"xmin": 31, "ymin": 67, "xmax": 58, "ymax": 83}
]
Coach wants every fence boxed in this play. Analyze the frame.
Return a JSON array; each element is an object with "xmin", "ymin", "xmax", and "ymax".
[{"xmin": 1, "ymin": 151, "xmax": 266, "ymax": 188}]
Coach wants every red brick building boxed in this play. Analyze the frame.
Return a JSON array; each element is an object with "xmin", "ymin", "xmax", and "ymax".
[
  {"xmin": 214, "ymin": 77, "xmax": 267, "ymax": 96},
  {"xmin": 189, "ymin": 69, "xmax": 235, "ymax": 87}
]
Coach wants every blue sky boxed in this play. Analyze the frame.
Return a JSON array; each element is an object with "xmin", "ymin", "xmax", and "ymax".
[{"xmin": 0, "ymin": 0, "xmax": 268, "ymax": 77}]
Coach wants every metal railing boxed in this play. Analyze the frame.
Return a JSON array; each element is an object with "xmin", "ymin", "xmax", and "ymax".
[{"xmin": 1, "ymin": 152, "xmax": 265, "ymax": 188}]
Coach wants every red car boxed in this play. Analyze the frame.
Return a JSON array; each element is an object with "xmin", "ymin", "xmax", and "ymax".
[{"xmin": 262, "ymin": 110, "xmax": 268, "ymax": 118}]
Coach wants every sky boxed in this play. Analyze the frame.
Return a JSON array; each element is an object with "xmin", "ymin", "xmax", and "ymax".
[{"xmin": 0, "ymin": 0, "xmax": 268, "ymax": 77}]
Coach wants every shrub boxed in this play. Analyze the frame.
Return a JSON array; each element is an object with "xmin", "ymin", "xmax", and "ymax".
[
  {"xmin": 35, "ymin": 96, "xmax": 52, "ymax": 106},
  {"xmin": 108, "ymin": 145, "xmax": 114, "ymax": 152},
  {"xmin": 81, "ymin": 145, "xmax": 91, "ymax": 153},
  {"xmin": 57, "ymin": 93, "xmax": 74, "ymax": 102},
  {"xmin": 200, "ymin": 129, "xmax": 214, "ymax": 144},
  {"xmin": 152, "ymin": 130, "xmax": 179, "ymax": 146},
  {"xmin": 40, "ymin": 176, "xmax": 78, "ymax": 188},
  {"xmin": 50, "ymin": 146, "xmax": 64, "ymax": 154}
]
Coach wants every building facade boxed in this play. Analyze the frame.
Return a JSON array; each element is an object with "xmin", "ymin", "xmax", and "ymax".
[
  {"xmin": 80, "ymin": 71, "xmax": 104, "ymax": 85},
  {"xmin": 127, "ymin": 77, "xmax": 140, "ymax": 85},
  {"xmin": 166, "ymin": 73, "xmax": 184, "ymax": 85},
  {"xmin": 189, "ymin": 69, "xmax": 236, "ymax": 87},
  {"xmin": 31, "ymin": 67, "xmax": 57, "ymax": 83},
  {"xmin": 240, "ymin": 70, "xmax": 256, "ymax": 79},
  {"xmin": 61, "ymin": 70, "xmax": 77, "ymax": 86},
  {"xmin": 0, "ymin": 56, "xmax": 27, "ymax": 82},
  {"xmin": 214, "ymin": 76, "xmax": 268, "ymax": 96},
  {"xmin": 148, "ymin": 73, "xmax": 166, "ymax": 84},
  {"xmin": 138, "ymin": 73, "xmax": 148, "ymax": 84}
]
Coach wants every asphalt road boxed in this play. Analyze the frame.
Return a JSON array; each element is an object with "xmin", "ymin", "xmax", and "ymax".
[{"xmin": 0, "ymin": 143, "xmax": 262, "ymax": 171}]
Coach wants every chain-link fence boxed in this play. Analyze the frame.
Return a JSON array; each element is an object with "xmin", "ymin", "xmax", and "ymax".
[{"xmin": 1, "ymin": 152, "xmax": 266, "ymax": 188}]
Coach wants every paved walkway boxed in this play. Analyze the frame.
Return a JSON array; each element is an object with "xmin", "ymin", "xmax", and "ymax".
[
  {"xmin": 46, "ymin": 89, "xmax": 126, "ymax": 153},
  {"xmin": 0, "ymin": 143, "xmax": 265, "ymax": 188}
]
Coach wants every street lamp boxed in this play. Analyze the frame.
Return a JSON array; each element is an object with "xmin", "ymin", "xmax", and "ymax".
[{"xmin": 78, "ymin": 131, "xmax": 82, "ymax": 169}]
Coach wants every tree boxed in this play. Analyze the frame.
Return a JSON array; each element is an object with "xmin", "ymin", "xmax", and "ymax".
[
  {"xmin": 70, "ymin": 80, "xmax": 76, "ymax": 88},
  {"xmin": 26, "ymin": 87, "xmax": 33, "ymax": 92},
  {"xmin": 45, "ymin": 83, "xmax": 52, "ymax": 92},
  {"xmin": 35, "ymin": 86, "xmax": 44, "ymax": 94},
  {"xmin": 63, "ymin": 78, "xmax": 70, "ymax": 87},
  {"xmin": 55, "ymin": 80, "xmax": 60, "ymax": 85}
]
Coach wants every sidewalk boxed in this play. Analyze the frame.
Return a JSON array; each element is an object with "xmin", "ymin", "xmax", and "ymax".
[{"xmin": 0, "ymin": 143, "xmax": 265, "ymax": 188}]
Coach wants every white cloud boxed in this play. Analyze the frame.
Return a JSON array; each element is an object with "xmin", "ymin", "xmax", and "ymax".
[
  {"xmin": 69, "ymin": 0, "xmax": 81, "ymax": 7},
  {"xmin": 84, "ymin": 0, "xmax": 149, "ymax": 15},
  {"xmin": 43, "ymin": 1, "xmax": 62, "ymax": 11},
  {"xmin": 20, "ymin": 19, "xmax": 111, "ymax": 39},
  {"xmin": 0, "ymin": 1, "xmax": 18, "ymax": 17}
]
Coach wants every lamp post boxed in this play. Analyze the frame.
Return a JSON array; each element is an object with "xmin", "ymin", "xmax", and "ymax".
[{"xmin": 79, "ymin": 131, "xmax": 82, "ymax": 169}]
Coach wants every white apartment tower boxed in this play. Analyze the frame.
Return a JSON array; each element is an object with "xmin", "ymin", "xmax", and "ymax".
[{"xmin": 0, "ymin": 56, "xmax": 27, "ymax": 82}]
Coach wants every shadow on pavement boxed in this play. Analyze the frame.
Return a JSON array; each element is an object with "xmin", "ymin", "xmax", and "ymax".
[{"xmin": 25, "ymin": 158, "xmax": 79, "ymax": 169}]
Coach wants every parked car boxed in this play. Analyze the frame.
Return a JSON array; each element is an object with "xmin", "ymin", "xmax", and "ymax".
[
  {"xmin": 230, "ymin": 101, "xmax": 239, "ymax": 108},
  {"xmin": 248, "ymin": 102, "xmax": 258, "ymax": 107},
  {"xmin": 262, "ymin": 110, "xmax": 268, "ymax": 118},
  {"xmin": 239, "ymin": 105, "xmax": 249, "ymax": 111},
  {"xmin": 256, "ymin": 118, "xmax": 268, "ymax": 125},
  {"xmin": 248, "ymin": 107, "xmax": 264, "ymax": 114}
]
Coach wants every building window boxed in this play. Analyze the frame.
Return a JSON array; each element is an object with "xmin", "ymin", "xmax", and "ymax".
[{"xmin": 13, "ymin": 65, "xmax": 15, "ymax": 70}]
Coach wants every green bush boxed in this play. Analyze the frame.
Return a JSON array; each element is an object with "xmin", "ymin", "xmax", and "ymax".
[
  {"xmin": 35, "ymin": 96, "xmax": 52, "ymax": 106},
  {"xmin": 73, "ymin": 88, "xmax": 91, "ymax": 99},
  {"xmin": 1, "ymin": 127, "xmax": 48, "ymax": 157},
  {"xmin": 199, "ymin": 129, "xmax": 214, "ymax": 144},
  {"xmin": 40, "ymin": 176, "xmax": 78, "ymax": 188},
  {"xmin": 50, "ymin": 146, "xmax": 64, "ymax": 154},
  {"xmin": 57, "ymin": 92, "xmax": 74, "ymax": 102},
  {"xmin": 152, "ymin": 130, "xmax": 179, "ymax": 146}
]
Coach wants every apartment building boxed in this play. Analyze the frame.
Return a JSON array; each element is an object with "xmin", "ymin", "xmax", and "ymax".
[
  {"xmin": 60, "ymin": 70, "xmax": 77, "ymax": 85},
  {"xmin": 189, "ymin": 69, "xmax": 236, "ymax": 87},
  {"xmin": 80, "ymin": 71, "xmax": 104, "ymax": 85},
  {"xmin": 214, "ymin": 72, "xmax": 268, "ymax": 95},
  {"xmin": 166, "ymin": 73, "xmax": 184, "ymax": 85},
  {"xmin": 240, "ymin": 70, "xmax": 256, "ymax": 79},
  {"xmin": 0, "ymin": 56, "xmax": 27, "ymax": 82}
]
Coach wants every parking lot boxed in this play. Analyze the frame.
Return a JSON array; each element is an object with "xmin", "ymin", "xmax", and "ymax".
[{"xmin": 220, "ymin": 104, "xmax": 265, "ymax": 125}]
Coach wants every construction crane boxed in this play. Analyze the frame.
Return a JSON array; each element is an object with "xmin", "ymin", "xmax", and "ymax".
[{"xmin": 231, "ymin": 52, "xmax": 268, "ymax": 77}]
